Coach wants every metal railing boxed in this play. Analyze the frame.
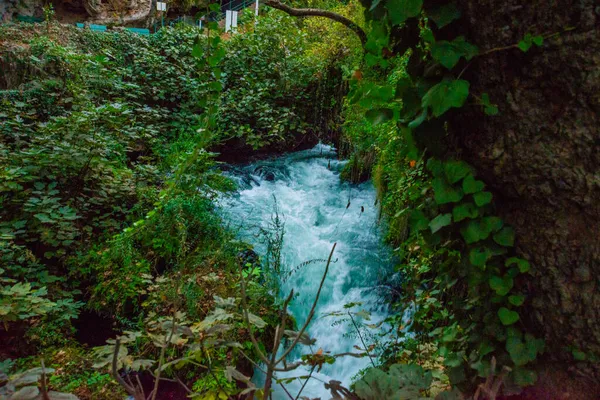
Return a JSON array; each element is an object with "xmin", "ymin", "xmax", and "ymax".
[{"xmin": 153, "ymin": 0, "xmax": 257, "ymax": 32}]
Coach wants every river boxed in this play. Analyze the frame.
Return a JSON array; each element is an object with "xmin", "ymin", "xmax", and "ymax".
[{"xmin": 220, "ymin": 144, "xmax": 393, "ymax": 398}]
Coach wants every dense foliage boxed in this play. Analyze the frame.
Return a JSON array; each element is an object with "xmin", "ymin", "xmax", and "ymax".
[{"xmin": 0, "ymin": 11, "xmax": 345, "ymax": 397}]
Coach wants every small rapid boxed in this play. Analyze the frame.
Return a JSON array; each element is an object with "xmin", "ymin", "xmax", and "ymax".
[{"xmin": 219, "ymin": 144, "xmax": 393, "ymax": 398}]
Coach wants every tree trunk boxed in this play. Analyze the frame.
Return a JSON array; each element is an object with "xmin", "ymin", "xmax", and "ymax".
[{"xmin": 449, "ymin": 0, "xmax": 600, "ymax": 377}]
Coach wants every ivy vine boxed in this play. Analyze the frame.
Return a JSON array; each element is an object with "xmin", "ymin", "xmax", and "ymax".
[{"xmin": 347, "ymin": 0, "xmax": 553, "ymax": 390}]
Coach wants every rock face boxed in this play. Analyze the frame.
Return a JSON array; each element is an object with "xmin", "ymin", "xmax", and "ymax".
[
  {"xmin": 1, "ymin": 0, "xmax": 152, "ymax": 24},
  {"xmin": 82, "ymin": 0, "xmax": 152, "ymax": 24},
  {"xmin": 450, "ymin": 0, "xmax": 600, "ymax": 376},
  {"xmin": 1, "ymin": 0, "xmax": 42, "ymax": 21}
]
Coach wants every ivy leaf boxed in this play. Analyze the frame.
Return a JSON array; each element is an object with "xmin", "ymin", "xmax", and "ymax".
[
  {"xmin": 192, "ymin": 37, "xmax": 204, "ymax": 59},
  {"xmin": 366, "ymin": 108, "xmax": 394, "ymax": 125},
  {"xmin": 469, "ymin": 246, "xmax": 492, "ymax": 268},
  {"xmin": 493, "ymin": 227, "xmax": 515, "ymax": 247},
  {"xmin": 524, "ymin": 333, "xmax": 545, "ymax": 357},
  {"xmin": 426, "ymin": 158, "xmax": 444, "ymax": 175},
  {"xmin": 511, "ymin": 367, "xmax": 537, "ymax": 386},
  {"xmin": 428, "ymin": 2, "xmax": 461, "ymax": 28},
  {"xmin": 408, "ymin": 108, "xmax": 427, "ymax": 129},
  {"xmin": 489, "ymin": 275, "xmax": 513, "ymax": 296},
  {"xmin": 506, "ymin": 257, "xmax": 530, "ymax": 273},
  {"xmin": 422, "ymin": 79, "xmax": 470, "ymax": 117},
  {"xmin": 460, "ymin": 217, "xmax": 503, "ymax": 244},
  {"xmin": 443, "ymin": 160, "xmax": 471, "ymax": 184},
  {"xmin": 518, "ymin": 33, "xmax": 544, "ymax": 52},
  {"xmin": 452, "ymin": 202, "xmax": 478, "ymax": 222},
  {"xmin": 498, "ymin": 307, "xmax": 519, "ymax": 325},
  {"xmin": 473, "ymin": 191, "xmax": 492, "ymax": 206},
  {"xmin": 517, "ymin": 38, "xmax": 532, "ymax": 52},
  {"xmin": 509, "ymin": 294, "xmax": 525, "ymax": 306},
  {"xmin": 431, "ymin": 37, "xmax": 478, "ymax": 69},
  {"xmin": 480, "ymin": 93, "xmax": 499, "ymax": 116},
  {"xmin": 409, "ymin": 210, "xmax": 429, "ymax": 232},
  {"xmin": 432, "ymin": 178, "xmax": 464, "ymax": 205},
  {"xmin": 429, "ymin": 213, "xmax": 452, "ymax": 233},
  {"xmin": 386, "ymin": 0, "xmax": 423, "ymax": 26},
  {"xmin": 506, "ymin": 336, "xmax": 529, "ymax": 366},
  {"xmin": 572, "ymin": 349, "xmax": 586, "ymax": 361},
  {"xmin": 400, "ymin": 88, "xmax": 421, "ymax": 120},
  {"xmin": 462, "ymin": 175, "xmax": 485, "ymax": 194}
]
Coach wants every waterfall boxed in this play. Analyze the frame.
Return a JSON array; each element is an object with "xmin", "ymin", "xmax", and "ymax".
[{"xmin": 220, "ymin": 144, "xmax": 393, "ymax": 398}]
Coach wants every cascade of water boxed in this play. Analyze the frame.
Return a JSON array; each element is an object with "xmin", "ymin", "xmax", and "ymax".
[{"xmin": 220, "ymin": 144, "xmax": 393, "ymax": 398}]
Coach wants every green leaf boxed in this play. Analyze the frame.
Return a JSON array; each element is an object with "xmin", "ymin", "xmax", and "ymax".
[
  {"xmin": 428, "ymin": 2, "xmax": 461, "ymax": 28},
  {"xmin": 473, "ymin": 191, "xmax": 492, "ymax": 206},
  {"xmin": 506, "ymin": 257, "xmax": 530, "ymax": 273},
  {"xmin": 192, "ymin": 39, "xmax": 204, "ymax": 59},
  {"xmin": 462, "ymin": 175, "xmax": 485, "ymax": 194},
  {"xmin": 532, "ymin": 35, "xmax": 544, "ymax": 46},
  {"xmin": 34, "ymin": 213, "xmax": 55, "ymax": 224},
  {"xmin": 422, "ymin": 79, "xmax": 470, "ymax": 117},
  {"xmin": 493, "ymin": 226, "xmax": 515, "ymax": 246},
  {"xmin": 409, "ymin": 210, "xmax": 429, "ymax": 232},
  {"xmin": 512, "ymin": 367, "xmax": 537, "ymax": 386},
  {"xmin": 441, "ymin": 324, "xmax": 459, "ymax": 342},
  {"xmin": 469, "ymin": 246, "xmax": 492, "ymax": 268},
  {"xmin": 517, "ymin": 38, "xmax": 532, "ymax": 52},
  {"xmin": 365, "ymin": 108, "xmax": 394, "ymax": 125},
  {"xmin": 506, "ymin": 336, "xmax": 529, "ymax": 366},
  {"xmin": 386, "ymin": 0, "xmax": 423, "ymax": 26},
  {"xmin": 432, "ymin": 178, "xmax": 464, "ymax": 205},
  {"xmin": 489, "ymin": 275, "xmax": 513, "ymax": 296},
  {"xmin": 400, "ymin": 88, "xmax": 421, "ymax": 120},
  {"xmin": 429, "ymin": 213, "xmax": 452, "ymax": 233},
  {"xmin": 460, "ymin": 217, "xmax": 503, "ymax": 244},
  {"xmin": 481, "ymin": 93, "xmax": 499, "ymax": 116},
  {"xmin": 426, "ymin": 158, "xmax": 443, "ymax": 176},
  {"xmin": 508, "ymin": 294, "xmax": 525, "ymax": 306},
  {"xmin": 572, "ymin": 349, "xmax": 586, "ymax": 361},
  {"xmin": 498, "ymin": 307, "xmax": 519, "ymax": 325},
  {"xmin": 443, "ymin": 160, "xmax": 471, "ymax": 184},
  {"xmin": 518, "ymin": 33, "xmax": 544, "ymax": 53},
  {"xmin": 431, "ymin": 36, "xmax": 478, "ymax": 69},
  {"xmin": 365, "ymin": 52, "xmax": 381, "ymax": 67},
  {"xmin": 452, "ymin": 202, "xmax": 478, "ymax": 222},
  {"xmin": 408, "ymin": 108, "xmax": 427, "ymax": 129}
]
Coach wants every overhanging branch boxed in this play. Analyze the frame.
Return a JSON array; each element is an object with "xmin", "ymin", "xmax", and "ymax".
[{"xmin": 263, "ymin": 0, "xmax": 367, "ymax": 47}]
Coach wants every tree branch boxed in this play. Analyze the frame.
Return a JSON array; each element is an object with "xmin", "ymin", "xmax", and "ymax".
[{"xmin": 264, "ymin": 0, "xmax": 366, "ymax": 47}]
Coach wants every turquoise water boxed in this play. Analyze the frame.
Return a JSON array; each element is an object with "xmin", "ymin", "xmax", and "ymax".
[{"xmin": 220, "ymin": 144, "xmax": 393, "ymax": 398}]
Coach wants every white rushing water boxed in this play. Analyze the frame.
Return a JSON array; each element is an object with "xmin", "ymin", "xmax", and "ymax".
[{"xmin": 220, "ymin": 144, "xmax": 393, "ymax": 399}]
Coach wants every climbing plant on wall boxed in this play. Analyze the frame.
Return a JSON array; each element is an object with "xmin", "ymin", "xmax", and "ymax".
[{"xmin": 337, "ymin": 0, "xmax": 549, "ymax": 392}]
